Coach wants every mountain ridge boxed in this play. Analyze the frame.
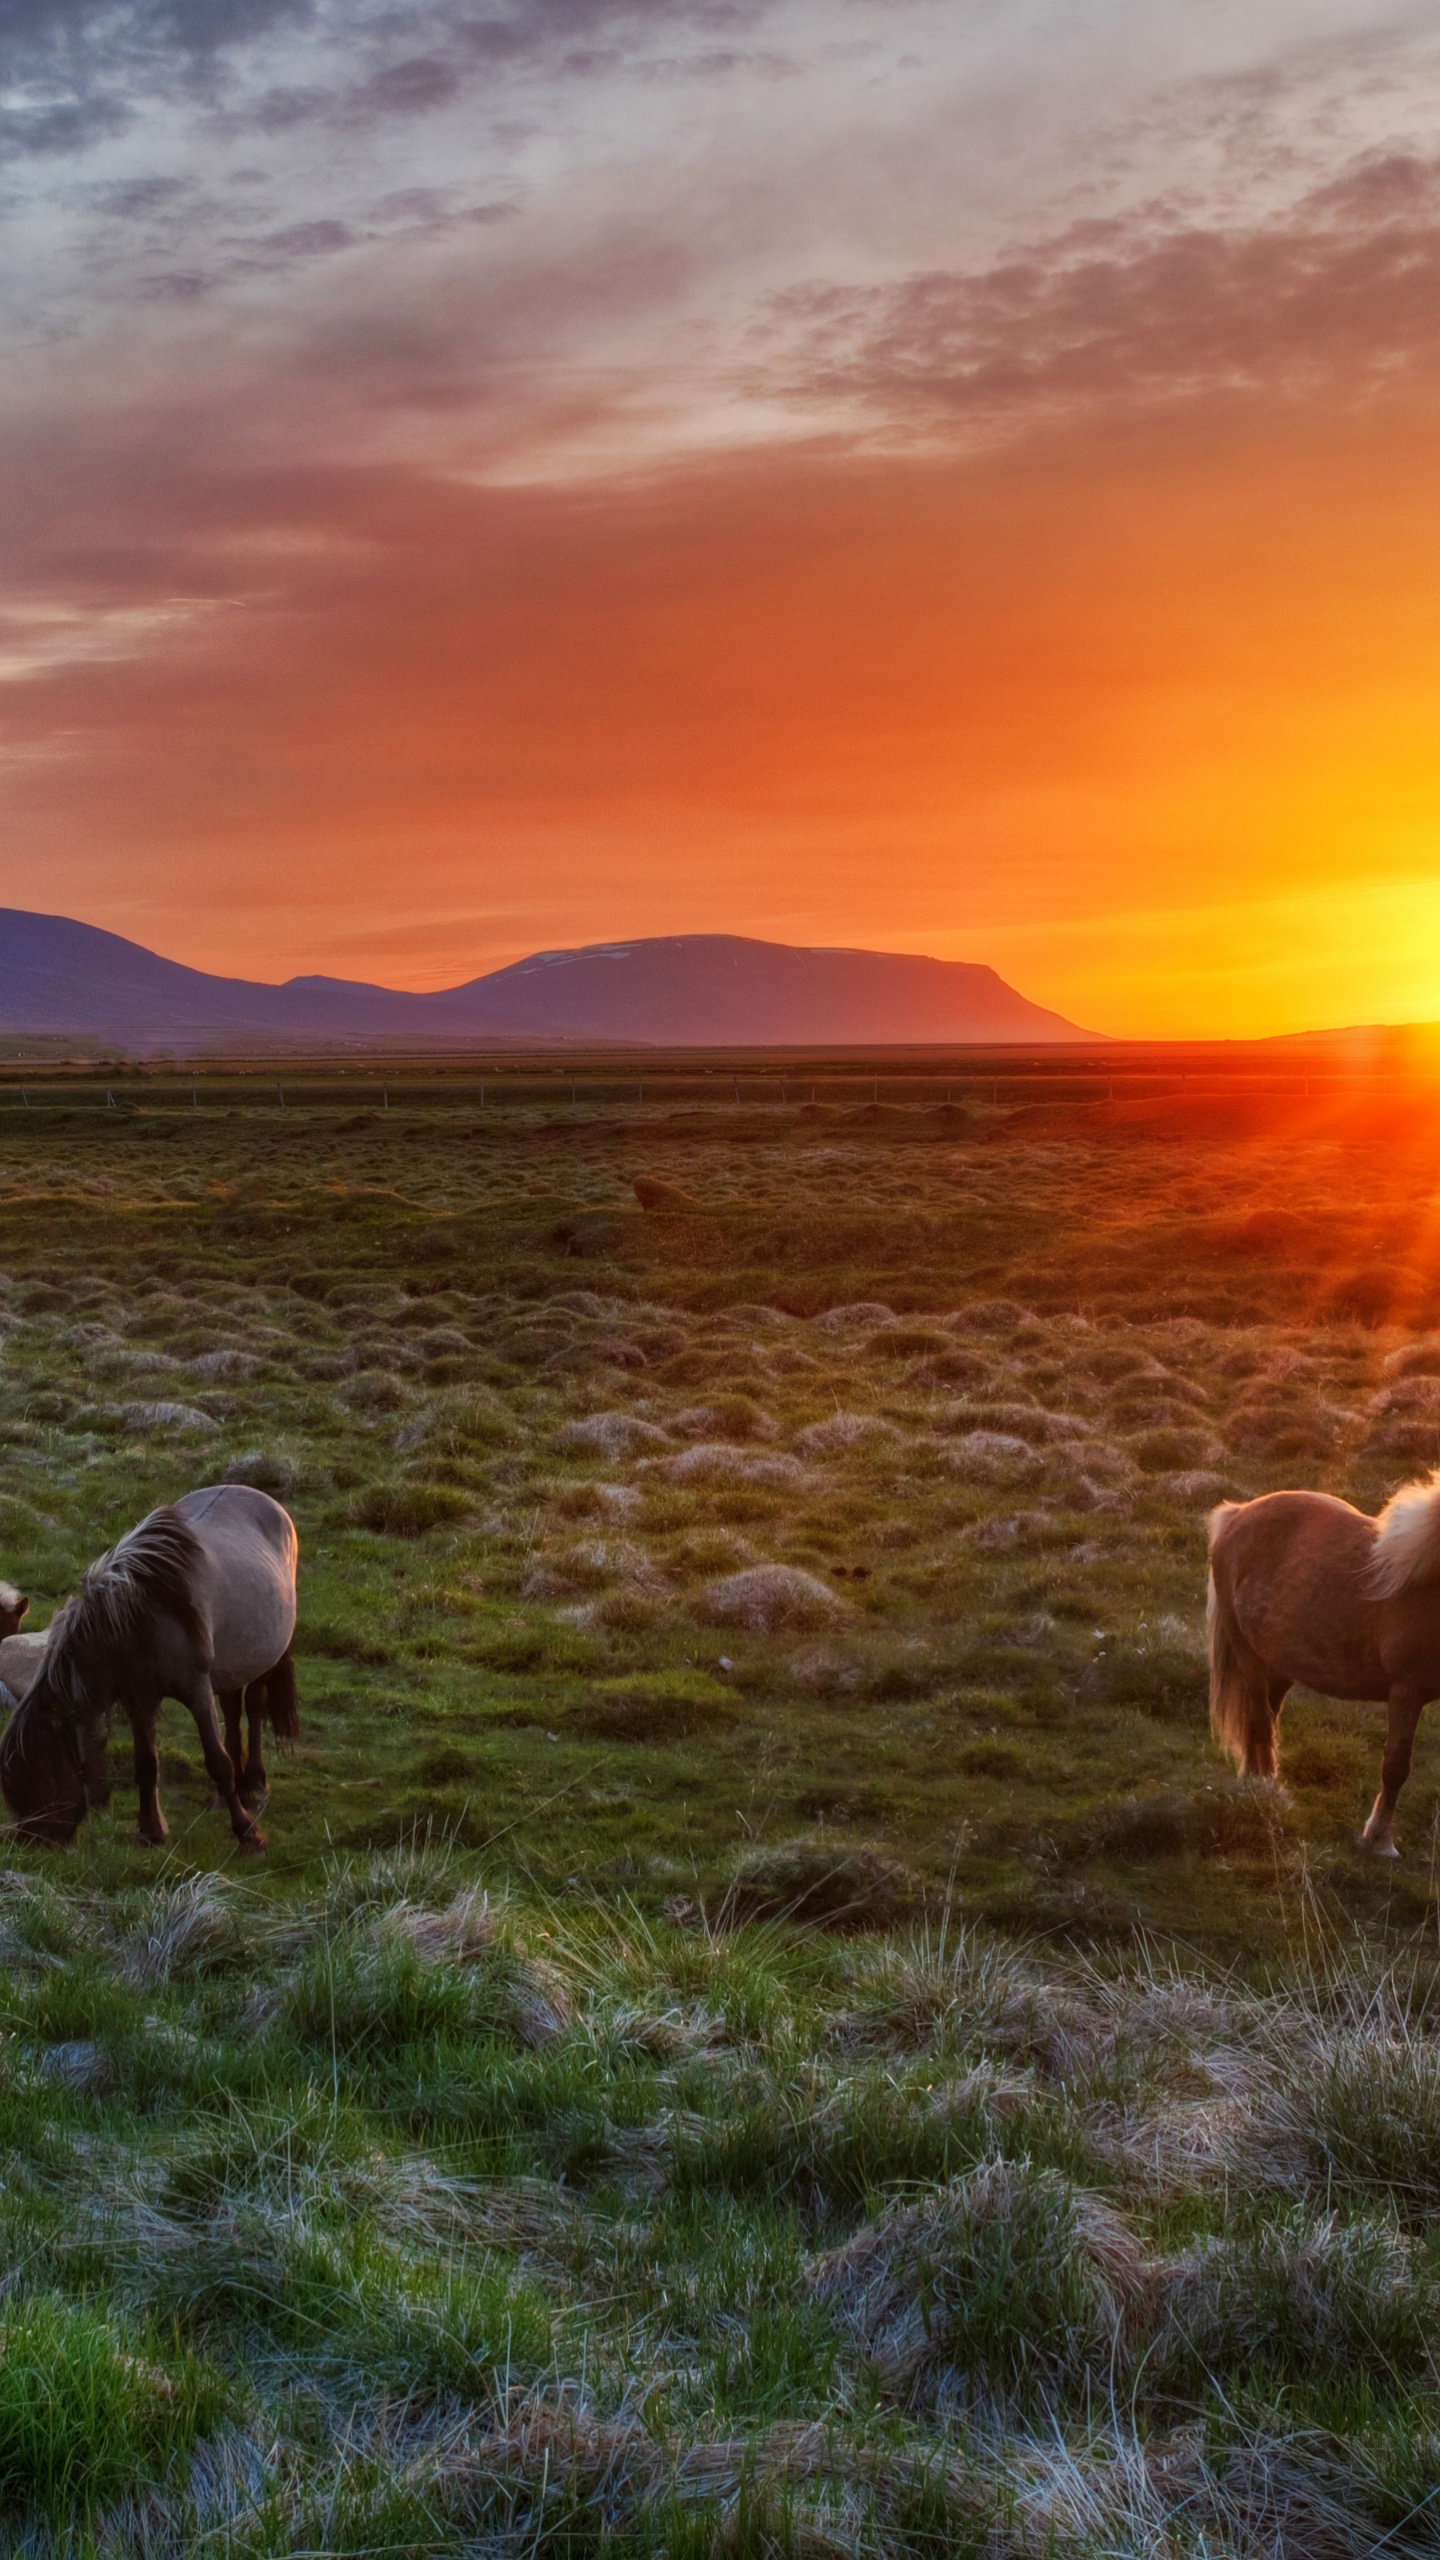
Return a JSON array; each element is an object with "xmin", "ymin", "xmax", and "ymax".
[{"xmin": 0, "ymin": 911, "xmax": 1097, "ymax": 1048}]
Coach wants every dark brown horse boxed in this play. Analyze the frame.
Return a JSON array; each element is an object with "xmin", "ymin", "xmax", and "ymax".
[
  {"xmin": 0, "ymin": 1484, "xmax": 298, "ymax": 1854},
  {"xmin": 1208, "ymin": 1468, "xmax": 1440, "ymax": 1856}
]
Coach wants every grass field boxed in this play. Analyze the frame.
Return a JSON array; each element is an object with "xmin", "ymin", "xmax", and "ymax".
[{"xmin": 4, "ymin": 1058, "xmax": 1440, "ymax": 2549}]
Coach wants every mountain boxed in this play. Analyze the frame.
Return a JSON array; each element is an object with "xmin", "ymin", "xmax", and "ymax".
[{"xmin": 0, "ymin": 911, "xmax": 1095, "ymax": 1047}]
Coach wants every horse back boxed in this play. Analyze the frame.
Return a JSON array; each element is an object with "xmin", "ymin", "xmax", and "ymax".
[
  {"xmin": 0, "ymin": 1629, "xmax": 48, "ymax": 1704},
  {"xmin": 1210, "ymin": 1487, "xmax": 1370, "ymax": 1560}
]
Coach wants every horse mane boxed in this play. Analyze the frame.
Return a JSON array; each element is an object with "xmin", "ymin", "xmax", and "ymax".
[
  {"xmin": 43, "ymin": 1506, "xmax": 208, "ymax": 1708},
  {"xmin": 1371, "ymin": 1470, "xmax": 1440, "ymax": 1599}
]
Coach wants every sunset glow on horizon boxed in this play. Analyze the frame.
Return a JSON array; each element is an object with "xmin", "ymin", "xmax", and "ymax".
[{"xmin": 4, "ymin": 1, "xmax": 1440, "ymax": 1038}]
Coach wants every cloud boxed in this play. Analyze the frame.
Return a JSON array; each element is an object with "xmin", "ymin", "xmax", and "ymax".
[
  {"xmin": 0, "ymin": 593, "xmax": 221, "ymax": 683},
  {"xmin": 350, "ymin": 54, "xmax": 459, "ymax": 116},
  {"xmin": 252, "ymin": 215, "xmax": 353, "ymax": 257},
  {"xmin": 764, "ymin": 148, "xmax": 1440, "ymax": 439},
  {"xmin": 0, "ymin": 0, "xmax": 313, "ymax": 125},
  {"xmin": 87, "ymin": 173, "xmax": 190, "ymax": 215},
  {"xmin": 0, "ymin": 0, "xmax": 310, "ymax": 75},
  {"xmin": 0, "ymin": 0, "xmax": 780, "ymax": 152},
  {"xmin": 0, "ymin": 96, "xmax": 134, "ymax": 160}
]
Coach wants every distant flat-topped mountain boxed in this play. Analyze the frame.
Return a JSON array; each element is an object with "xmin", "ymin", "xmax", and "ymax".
[{"xmin": 0, "ymin": 912, "xmax": 1095, "ymax": 1047}]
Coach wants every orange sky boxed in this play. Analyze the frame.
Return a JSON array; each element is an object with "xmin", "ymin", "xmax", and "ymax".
[{"xmin": 2, "ymin": 1, "xmax": 1439, "ymax": 1035}]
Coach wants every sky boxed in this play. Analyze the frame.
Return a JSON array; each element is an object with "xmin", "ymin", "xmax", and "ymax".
[{"xmin": 2, "ymin": 0, "xmax": 1440, "ymax": 1035}]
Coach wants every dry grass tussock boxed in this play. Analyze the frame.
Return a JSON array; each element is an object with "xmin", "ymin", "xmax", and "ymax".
[
  {"xmin": 810, "ymin": 2157, "xmax": 1150, "ymax": 2407},
  {"xmin": 375, "ymin": 1878, "xmax": 498, "ymax": 1968},
  {"xmin": 719, "ymin": 1839, "xmax": 926, "ymax": 1930},
  {"xmin": 114, "ymin": 1873, "xmax": 251, "ymax": 1988},
  {"xmin": 664, "ymin": 1442, "xmax": 808, "ymax": 1487},
  {"xmin": 702, "ymin": 1564, "xmax": 842, "ymax": 1631}
]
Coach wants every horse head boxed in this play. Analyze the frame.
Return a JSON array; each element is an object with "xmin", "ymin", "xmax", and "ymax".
[{"xmin": 0, "ymin": 1626, "xmax": 109, "ymax": 1845}]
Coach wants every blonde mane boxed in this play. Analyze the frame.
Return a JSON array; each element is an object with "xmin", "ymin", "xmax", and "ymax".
[{"xmin": 1371, "ymin": 1469, "xmax": 1440, "ymax": 1599}]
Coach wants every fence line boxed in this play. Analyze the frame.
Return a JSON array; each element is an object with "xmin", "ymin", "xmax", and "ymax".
[{"xmin": 0, "ymin": 1068, "xmax": 1425, "ymax": 1113}]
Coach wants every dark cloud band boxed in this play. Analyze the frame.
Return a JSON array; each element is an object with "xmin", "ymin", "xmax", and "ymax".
[{"xmin": 0, "ymin": 0, "xmax": 776, "ymax": 158}]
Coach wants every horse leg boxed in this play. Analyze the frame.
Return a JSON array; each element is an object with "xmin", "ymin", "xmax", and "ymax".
[
  {"xmin": 243, "ymin": 1684, "xmax": 269, "ymax": 1807},
  {"xmin": 1362, "ymin": 1685, "xmax": 1429, "ymax": 1859},
  {"xmin": 216, "ymin": 1690, "xmax": 244, "ymax": 1809},
  {"xmin": 82, "ymin": 1726, "xmax": 113, "ymax": 1810},
  {"xmin": 186, "ymin": 1680, "xmax": 266, "ymax": 1854},
  {"xmin": 1257, "ymin": 1677, "xmax": 1292, "ymax": 1795},
  {"xmin": 130, "ymin": 1705, "xmax": 168, "ymax": 1847}
]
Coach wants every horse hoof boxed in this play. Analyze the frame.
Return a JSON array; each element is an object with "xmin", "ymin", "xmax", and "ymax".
[
  {"xmin": 237, "ymin": 1828, "xmax": 268, "ymax": 1857},
  {"xmin": 1361, "ymin": 1831, "xmax": 1400, "ymax": 1859},
  {"xmin": 136, "ymin": 1832, "xmax": 168, "ymax": 1850}
]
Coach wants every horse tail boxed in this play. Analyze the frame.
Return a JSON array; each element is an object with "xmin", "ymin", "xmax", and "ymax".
[
  {"xmin": 1207, "ymin": 1569, "xmax": 1249, "ymax": 1768},
  {"xmin": 1206, "ymin": 1505, "xmax": 1275, "ymax": 1777},
  {"xmin": 256, "ymin": 1647, "xmax": 300, "ymax": 1743}
]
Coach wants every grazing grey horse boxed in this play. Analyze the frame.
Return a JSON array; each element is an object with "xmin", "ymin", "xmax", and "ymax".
[{"xmin": 0, "ymin": 1484, "xmax": 298, "ymax": 1854}]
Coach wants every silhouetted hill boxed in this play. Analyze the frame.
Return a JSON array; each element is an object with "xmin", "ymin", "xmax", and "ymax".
[{"xmin": 0, "ymin": 913, "xmax": 1095, "ymax": 1047}]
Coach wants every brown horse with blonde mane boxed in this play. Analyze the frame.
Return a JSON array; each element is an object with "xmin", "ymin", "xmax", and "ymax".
[{"xmin": 1208, "ymin": 1468, "xmax": 1440, "ymax": 1856}]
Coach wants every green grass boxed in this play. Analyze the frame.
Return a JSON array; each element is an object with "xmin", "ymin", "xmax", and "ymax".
[
  {"xmin": 0, "ymin": 2295, "xmax": 221, "ymax": 2520},
  {"xmin": 2, "ymin": 1072, "xmax": 1440, "ymax": 2543},
  {"xmin": 0, "ymin": 1852, "xmax": 1437, "ymax": 2550}
]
